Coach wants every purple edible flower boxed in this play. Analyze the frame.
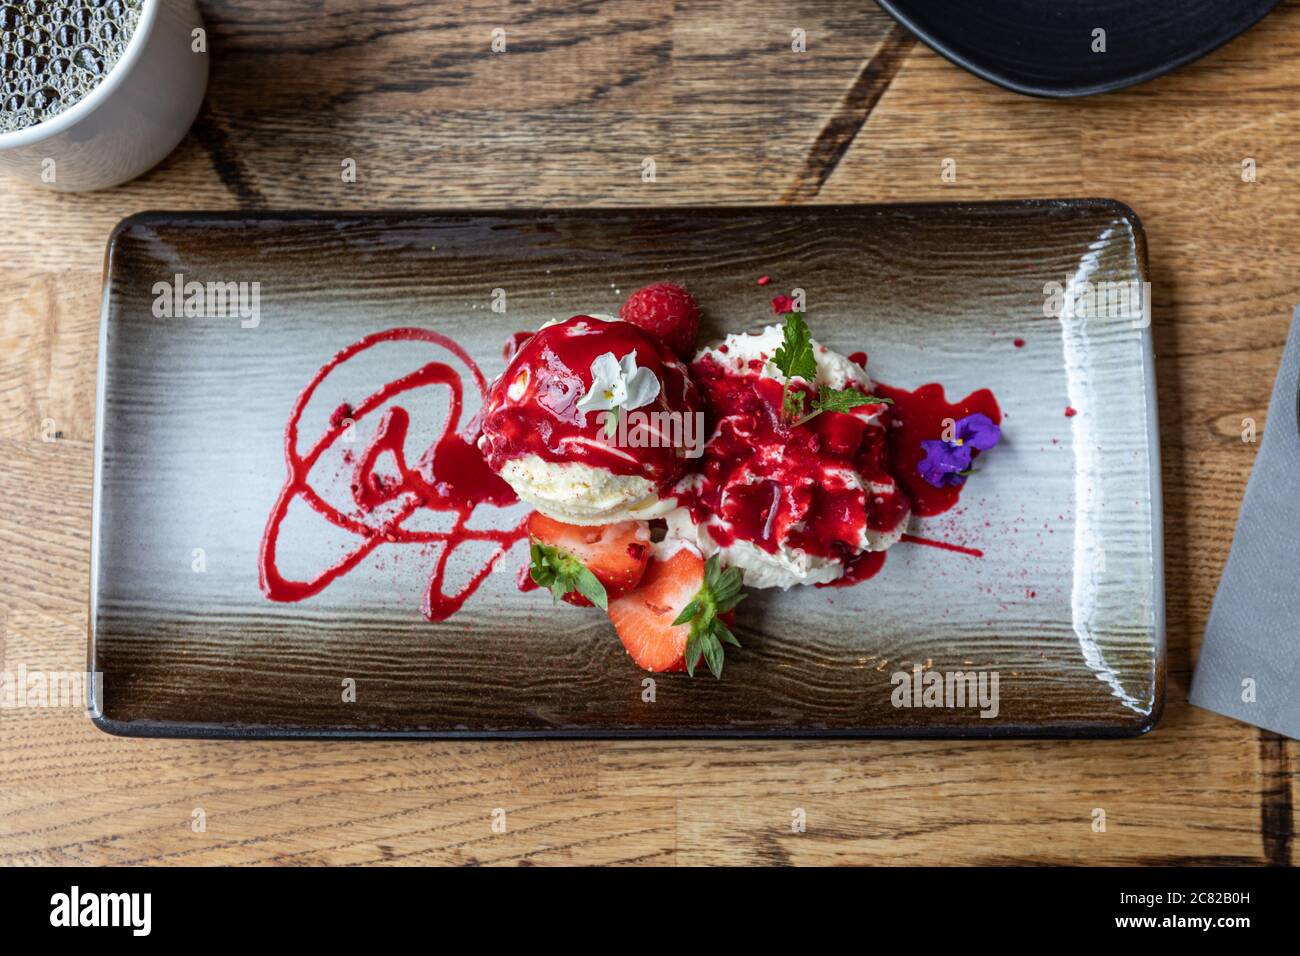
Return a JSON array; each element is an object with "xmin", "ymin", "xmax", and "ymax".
[{"xmin": 917, "ymin": 413, "xmax": 1001, "ymax": 489}]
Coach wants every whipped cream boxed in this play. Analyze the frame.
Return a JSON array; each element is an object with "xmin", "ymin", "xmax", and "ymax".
[
  {"xmin": 694, "ymin": 323, "xmax": 874, "ymax": 391},
  {"xmin": 666, "ymin": 325, "xmax": 910, "ymax": 589}
]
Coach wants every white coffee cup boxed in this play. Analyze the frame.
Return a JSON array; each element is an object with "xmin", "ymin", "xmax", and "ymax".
[{"xmin": 0, "ymin": 0, "xmax": 208, "ymax": 191}]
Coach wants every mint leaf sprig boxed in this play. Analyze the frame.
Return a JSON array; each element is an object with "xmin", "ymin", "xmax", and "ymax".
[
  {"xmin": 772, "ymin": 312, "xmax": 818, "ymax": 381},
  {"xmin": 793, "ymin": 385, "xmax": 893, "ymax": 428},
  {"xmin": 770, "ymin": 313, "xmax": 892, "ymax": 427},
  {"xmin": 529, "ymin": 540, "xmax": 608, "ymax": 610},
  {"xmin": 673, "ymin": 556, "xmax": 746, "ymax": 678},
  {"xmin": 770, "ymin": 312, "xmax": 818, "ymax": 426}
]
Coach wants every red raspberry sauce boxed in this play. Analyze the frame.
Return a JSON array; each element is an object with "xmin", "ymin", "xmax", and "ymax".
[
  {"xmin": 260, "ymin": 325, "xmax": 1002, "ymax": 616},
  {"xmin": 873, "ymin": 382, "xmax": 1002, "ymax": 518},
  {"xmin": 678, "ymin": 357, "xmax": 1000, "ymax": 586},
  {"xmin": 479, "ymin": 316, "xmax": 701, "ymax": 486},
  {"xmin": 678, "ymin": 355, "xmax": 910, "ymax": 561},
  {"xmin": 259, "ymin": 328, "xmax": 526, "ymax": 622}
]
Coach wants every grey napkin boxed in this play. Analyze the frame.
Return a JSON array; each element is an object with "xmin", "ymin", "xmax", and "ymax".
[{"xmin": 1190, "ymin": 306, "xmax": 1300, "ymax": 739}]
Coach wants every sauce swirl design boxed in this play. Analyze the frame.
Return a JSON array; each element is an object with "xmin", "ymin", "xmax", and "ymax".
[
  {"xmin": 259, "ymin": 326, "xmax": 1001, "ymax": 619},
  {"xmin": 258, "ymin": 328, "xmax": 524, "ymax": 622}
]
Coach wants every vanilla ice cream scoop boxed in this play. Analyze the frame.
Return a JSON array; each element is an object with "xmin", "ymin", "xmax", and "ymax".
[{"xmin": 479, "ymin": 316, "xmax": 701, "ymax": 525}]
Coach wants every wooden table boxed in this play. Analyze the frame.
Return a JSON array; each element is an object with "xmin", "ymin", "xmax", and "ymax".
[{"xmin": 1, "ymin": 0, "xmax": 1295, "ymax": 866}]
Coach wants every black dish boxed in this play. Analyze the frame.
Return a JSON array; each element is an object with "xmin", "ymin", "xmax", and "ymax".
[{"xmin": 877, "ymin": 0, "xmax": 1281, "ymax": 98}]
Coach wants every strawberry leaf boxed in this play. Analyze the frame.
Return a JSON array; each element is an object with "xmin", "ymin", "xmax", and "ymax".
[
  {"xmin": 529, "ymin": 539, "xmax": 608, "ymax": 610},
  {"xmin": 675, "ymin": 556, "xmax": 746, "ymax": 679},
  {"xmin": 571, "ymin": 565, "xmax": 608, "ymax": 608},
  {"xmin": 672, "ymin": 597, "xmax": 703, "ymax": 628},
  {"xmin": 683, "ymin": 631, "xmax": 704, "ymax": 677},
  {"xmin": 716, "ymin": 620, "xmax": 741, "ymax": 648},
  {"xmin": 699, "ymin": 633, "xmax": 725, "ymax": 679}
]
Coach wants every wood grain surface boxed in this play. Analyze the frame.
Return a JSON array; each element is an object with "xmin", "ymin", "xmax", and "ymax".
[{"xmin": 0, "ymin": 0, "xmax": 1295, "ymax": 864}]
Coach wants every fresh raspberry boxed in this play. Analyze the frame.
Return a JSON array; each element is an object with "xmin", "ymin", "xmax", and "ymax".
[{"xmin": 618, "ymin": 282, "xmax": 701, "ymax": 359}]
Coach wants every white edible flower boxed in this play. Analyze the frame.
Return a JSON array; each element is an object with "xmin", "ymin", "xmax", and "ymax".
[{"xmin": 575, "ymin": 351, "xmax": 660, "ymax": 422}]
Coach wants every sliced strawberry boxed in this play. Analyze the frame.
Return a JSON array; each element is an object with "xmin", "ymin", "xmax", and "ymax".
[
  {"xmin": 618, "ymin": 282, "xmax": 701, "ymax": 359},
  {"xmin": 608, "ymin": 549, "xmax": 745, "ymax": 677},
  {"xmin": 527, "ymin": 513, "xmax": 650, "ymax": 606},
  {"xmin": 608, "ymin": 548, "xmax": 701, "ymax": 672}
]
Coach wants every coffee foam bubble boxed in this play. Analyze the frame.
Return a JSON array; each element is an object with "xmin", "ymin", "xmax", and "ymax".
[{"xmin": 1, "ymin": 0, "xmax": 143, "ymax": 134}]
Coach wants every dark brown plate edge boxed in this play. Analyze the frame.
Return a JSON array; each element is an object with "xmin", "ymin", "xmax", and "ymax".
[
  {"xmin": 87, "ymin": 199, "xmax": 1165, "ymax": 741},
  {"xmin": 95, "ymin": 198, "xmax": 1148, "ymax": 230},
  {"xmin": 87, "ymin": 713, "xmax": 1161, "ymax": 741}
]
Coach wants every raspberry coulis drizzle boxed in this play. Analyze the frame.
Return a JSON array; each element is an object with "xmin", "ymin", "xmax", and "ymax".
[
  {"xmin": 260, "ymin": 324, "xmax": 1000, "ymax": 617},
  {"xmin": 827, "ymin": 381, "xmax": 1000, "ymax": 585},
  {"xmin": 258, "ymin": 327, "xmax": 525, "ymax": 622}
]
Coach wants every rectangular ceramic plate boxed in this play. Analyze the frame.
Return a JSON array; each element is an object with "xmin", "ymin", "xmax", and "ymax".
[{"xmin": 90, "ymin": 204, "xmax": 1163, "ymax": 738}]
